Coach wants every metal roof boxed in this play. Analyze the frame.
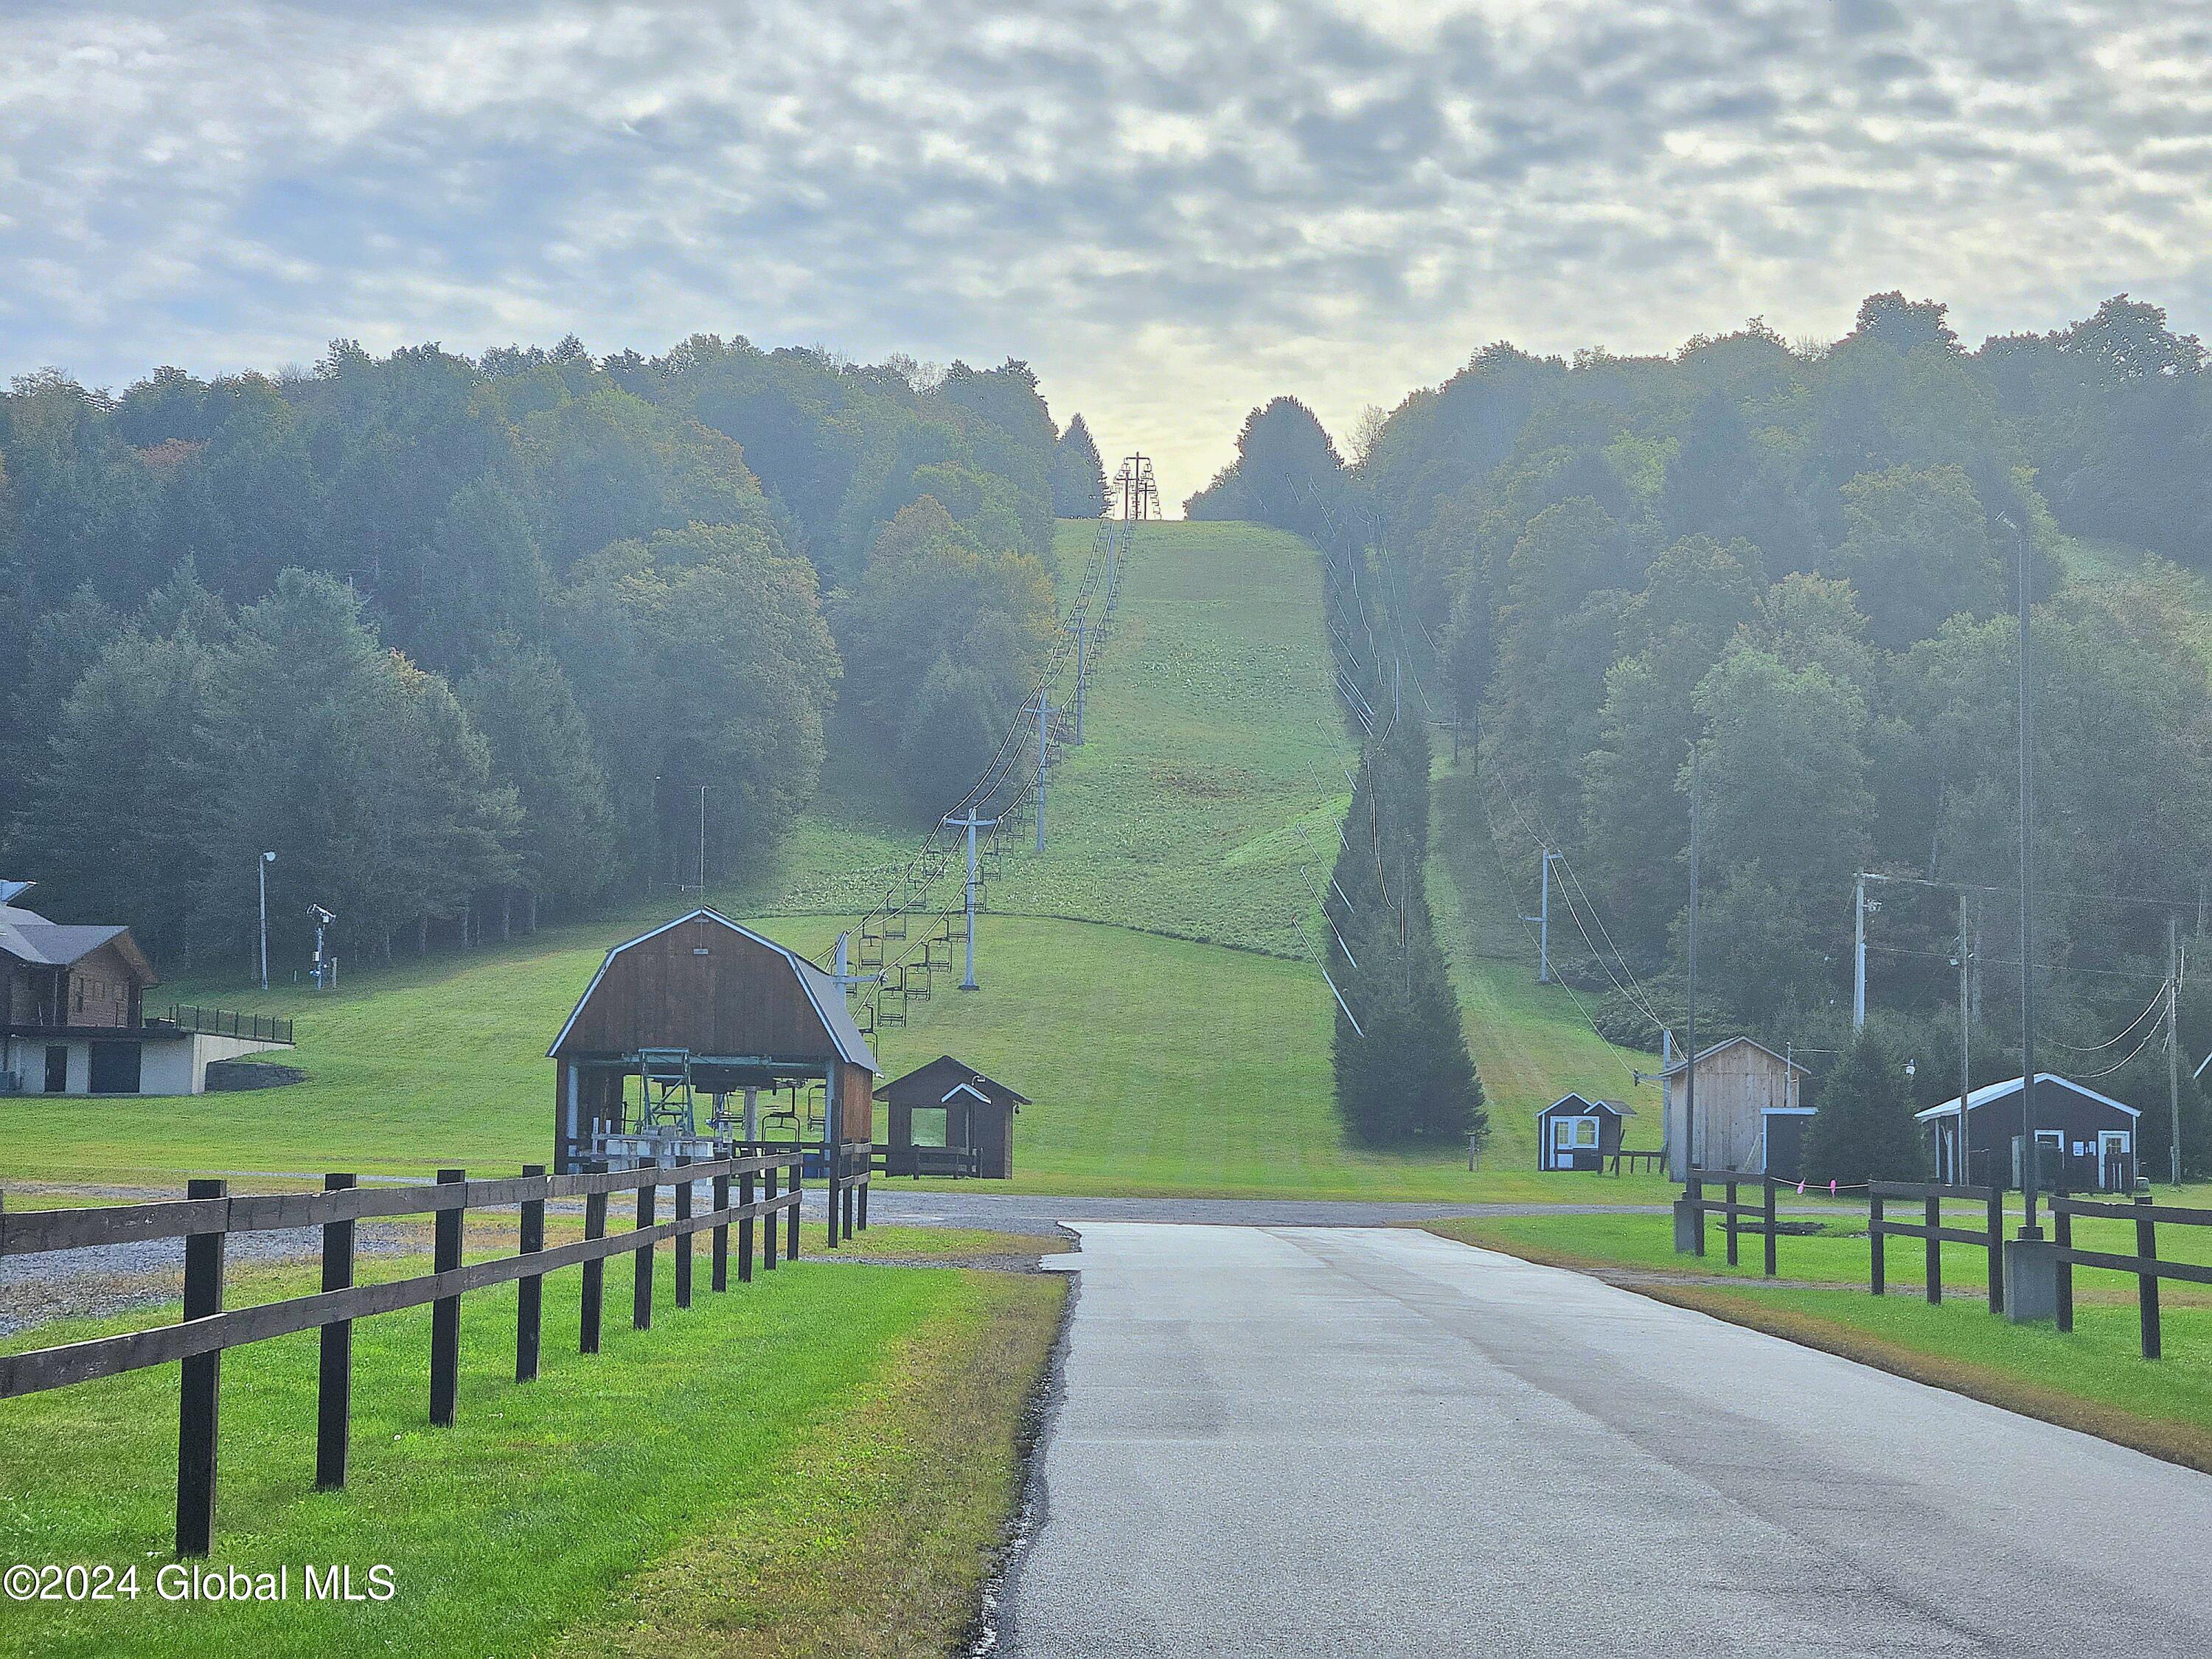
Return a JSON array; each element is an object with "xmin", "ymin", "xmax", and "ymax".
[
  {"xmin": 1655, "ymin": 1035, "xmax": 1809, "ymax": 1079},
  {"xmin": 1535, "ymin": 1093, "xmax": 1636, "ymax": 1117},
  {"xmin": 0, "ymin": 914, "xmax": 154, "ymax": 981},
  {"xmin": 546, "ymin": 908, "xmax": 878, "ymax": 1072},
  {"xmin": 1913, "ymin": 1073, "xmax": 2140, "ymax": 1122}
]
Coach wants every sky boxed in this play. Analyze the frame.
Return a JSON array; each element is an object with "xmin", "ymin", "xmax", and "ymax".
[{"xmin": 4, "ymin": 1, "xmax": 2211, "ymax": 507}]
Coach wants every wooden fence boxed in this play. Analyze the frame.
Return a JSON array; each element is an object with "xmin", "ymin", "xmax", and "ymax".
[
  {"xmin": 1869, "ymin": 1180, "xmax": 2006, "ymax": 1314},
  {"xmin": 824, "ymin": 1138, "xmax": 873, "ymax": 1247},
  {"xmin": 2052, "ymin": 1194, "xmax": 2212, "ymax": 1359},
  {"xmin": 0, "ymin": 1150, "xmax": 811, "ymax": 1557},
  {"xmin": 1680, "ymin": 1169, "xmax": 1787, "ymax": 1273}
]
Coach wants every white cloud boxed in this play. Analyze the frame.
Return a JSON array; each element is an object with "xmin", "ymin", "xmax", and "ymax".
[{"xmin": 1, "ymin": 0, "xmax": 2208, "ymax": 502}]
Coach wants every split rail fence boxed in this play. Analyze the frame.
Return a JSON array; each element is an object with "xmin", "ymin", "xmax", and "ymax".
[
  {"xmin": 1868, "ymin": 1180, "xmax": 2006, "ymax": 1314},
  {"xmin": 2051, "ymin": 1193, "xmax": 2212, "ymax": 1359},
  {"xmin": 0, "ymin": 1150, "xmax": 814, "ymax": 1557}
]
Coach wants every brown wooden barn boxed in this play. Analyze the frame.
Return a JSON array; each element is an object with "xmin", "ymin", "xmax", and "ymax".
[
  {"xmin": 874, "ymin": 1055, "xmax": 1029, "ymax": 1178},
  {"xmin": 548, "ymin": 910, "xmax": 877, "ymax": 1174}
]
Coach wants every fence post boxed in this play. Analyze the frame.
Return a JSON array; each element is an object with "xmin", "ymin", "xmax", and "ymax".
[
  {"xmin": 740, "ymin": 1161, "xmax": 757, "ymax": 1283},
  {"xmin": 2137, "ymin": 1196, "xmax": 2161, "ymax": 1361},
  {"xmin": 2054, "ymin": 1205, "xmax": 2074, "ymax": 1333},
  {"xmin": 675, "ymin": 1155, "xmax": 694, "ymax": 1311},
  {"xmin": 788, "ymin": 1152, "xmax": 801, "ymax": 1262},
  {"xmin": 1688, "ymin": 1169, "xmax": 1705, "ymax": 1258},
  {"xmin": 1924, "ymin": 1191, "xmax": 1942, "ymax": 1305},
  {"xmin": 764, "ymin": 1161, "xmax": 779, "ymax": 1270},
  {"xmin": 1763, "ymin": 1178, "xmax": 1777, "ymax": 1278},
  {"xmin": 430, "ymin": 1169, "xmax": 464, "ymax": 1426},
  {"xmin": 518, "ymin": 1164, "xmax": 545, "ymax": 1382},
  {"xmin": 175, "ymin": 1178, "xmax": 226, "ymax": 1558},
  {"xmin": 858, "ymin": 1148, "xmax": 869, "ymax": 1232},
  {"xmin": 827, "ymin": 1141, "xmax": 841, "ymax": 1249},
  {"xmin": 1986, "ymin": 1186, "xmax": 2005, "ymax": 1316},
  {"xmin": 634, "ymin": 1160, "xmax": 658, "ymax": 1331},
  {"xmin": 316, "ymin": 1173, "xmax": 355, "ymax": 1490},
  {"xmin": 581, "ymin": 1161, "xmax": 608, "ymax": 1354},
  {"xmin": 1725, "ymin": 1175, "xmax": 1739, "ymax": 1267},
  {"xmin": 1870, "ymin": 1188, "xmax": 1885, "ymax": 1296},
  {"xmin": 712, "ymin": 1167, "xmax": 731, "ymax": 1293}
]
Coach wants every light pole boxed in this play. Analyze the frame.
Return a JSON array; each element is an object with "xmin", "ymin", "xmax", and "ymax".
[{"xmin": 258, "ymin": 852, "xmax": 275, "ymax": 990}]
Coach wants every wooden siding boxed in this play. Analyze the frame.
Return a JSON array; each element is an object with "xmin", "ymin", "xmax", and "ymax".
[
  {"xmin": 1665, "ymin": 1043, "xmax": 1803, "ymax": 1178},
  {"xmin": 555, "ymin": 916, "xmax": 845, "ymax": 1065}
]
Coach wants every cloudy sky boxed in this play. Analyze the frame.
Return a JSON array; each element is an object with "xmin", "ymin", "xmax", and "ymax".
[{"xmin": 4, "ymin": 0, "xmax": 2211, "ymax": 502}]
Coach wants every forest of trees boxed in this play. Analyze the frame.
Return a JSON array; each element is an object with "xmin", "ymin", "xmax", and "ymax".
[
  {"xmin": 0, "ymin": 336, "xmax": 1105, "ymax": 972},
  {"xmin": 1196, "ymin": 293, "xmax": 2212, "ymax": 1169}
]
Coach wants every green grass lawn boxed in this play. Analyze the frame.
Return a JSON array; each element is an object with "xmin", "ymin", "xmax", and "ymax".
[{"xmin": 0, "ymin": 1242, "xmax": 1062, "ymax": 1658}]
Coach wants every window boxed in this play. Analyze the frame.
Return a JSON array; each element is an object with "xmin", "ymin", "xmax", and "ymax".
[
  {"xmin": 910, "ymin": 1106, "xmax": 948, "ymax": 1148},
  {"xmin": 1554, "ymin": 1116, "xmax": 1598, "ymax": 1151},
  {"xmin": 88, "ymin": 1042, "xmax": 141, "ymax": 1095}
]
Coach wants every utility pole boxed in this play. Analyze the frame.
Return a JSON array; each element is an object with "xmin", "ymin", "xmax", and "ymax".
[
  {"xmin": 2014, "ymin": 516, "xmax": 2042, "ymax": 1242},
  {"xmin": 1685, "ymin": 745, "xmax": 1701, "ymax": 1178},
  {"xmin": 1958, "ymin": 889, "xmax": 1972, "ymax": 1183},
  {"xmin": 942, "ymin": 809, "xmax": 998, "ymax": 990},
  {"xmin": 697, "ymin": 784, "xmax": 709, "ymax": 899},
  {"xmin": 2170, "ymin": 912, "xmax": 2183, "ymax": 1186}
]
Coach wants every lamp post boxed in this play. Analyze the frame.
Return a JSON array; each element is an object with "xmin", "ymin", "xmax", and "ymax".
[{"xmin": 258, "ymin": 852, "xmax": 275, "ymax": 991}]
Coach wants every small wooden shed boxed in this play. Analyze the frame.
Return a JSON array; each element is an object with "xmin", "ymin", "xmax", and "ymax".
[
  {"xmin": 1914, "ymin": 1074, "xmax": 2139, "ymax": 1191},
  {"xmin": 874, "ymin": 1055, "xmax": 1028, "ymax": 1179},
  {"xmin": 548, "ymin": 910, "xmax": 877, "ymax": 1174},
  {"xmin": 1662, "ymin": 1037, "xmax": 1809, "ymax": 1179},
  {"xmin": 1536, "ymin": 1093, "xmax": 1634, "ymax": 1172}
]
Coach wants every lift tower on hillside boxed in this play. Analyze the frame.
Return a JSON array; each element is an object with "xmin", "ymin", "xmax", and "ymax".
[{"xmin": 1113, "ymin": 455, "xmax": 1161, "ymax": 521}]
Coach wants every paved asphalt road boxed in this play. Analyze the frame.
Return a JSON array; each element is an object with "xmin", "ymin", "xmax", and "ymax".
[
  {"xmin": 849, "ymin": 1189, "xmax": 1663, "ymax": 1231},
  {"xmin": 998, "ymin": 1224, "xmax": 2212, "ymax": 1658}
]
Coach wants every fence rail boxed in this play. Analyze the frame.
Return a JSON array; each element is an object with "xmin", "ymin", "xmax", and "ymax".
[
  {"xmin": 824, "ymin": 1138, "xmax": 872, "ymax": 1246},
  {"xmin": 0, "ymin": 1149, "xmax": 811, "ymax": 1557},
  {"xmin": 2052, "ymin": 1194, "xmax": 2212, "ymax": 1359},
  {"xmin": 159, "ymin": 1004, "xmax": 293, "ymax": 1045},
  {"xmin": 1868, "ymin": 1180, "xmax": 2006, "ymax": 1314}
]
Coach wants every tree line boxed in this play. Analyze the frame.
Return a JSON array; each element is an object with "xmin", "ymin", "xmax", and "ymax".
[
  {"xmin": 0, "ymin": 337, "xmax": 1110, "ymax": 971},
  {"xmin": 1195, "ymin": 293, "xmax": 2212, "ymax": 1175}
]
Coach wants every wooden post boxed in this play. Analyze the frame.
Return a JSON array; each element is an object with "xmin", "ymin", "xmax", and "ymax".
[
  {"xmin": 787, "ymin": 1151, "xmax": 801, "ymax": 1261},
  {"xmin": 518, "ymin": 1164, "xmax": 545, "ymax": 1382},
  {"xmin": 674, "ymin": 1155, "xmax": 694, "ymax": 1310},
  {"xmin": 739, "ymin": 1163, "xmax": 756, "ymax": 1283},
  {"xmin": 764, "ymin": 1161, "xmax": 779, "ymax": 1270},
  {"xmin": 2137, "ymin": 1196, "xmax": 2161, "ymax": 1360},
  {"xmin": 581, "ymin": 1161, "xmax": 608, "ymax": 1354},
  {"xmin": 316, "ymin": 1173, "xmax": 355, "ymax": 1489},
  {"xmin": 634, "ymin": 1160, "xmax": 657, "ymax": 1331},
  {"xmin": 1725, "ymin": 1175, "xmax": 1739, "ymax": 1267},
  {"xmin": 2054, "ymin": 1206, "xmax": 2074, "ymax": 1332},
  {"xmin": 1762, "ymin": 1177, "xmax": 1777, "ymax": 1278},
  {"xmin": 1688, "ymin": 1169, "xmax": 1705, "ymax": 1258},
  {"xmin": 1924, "ymin": 1191, "xmax": 1942, "ymax": 1305},
  {"xmin": 858, "ymin": 1150, "xmax": 869, "ymax": 1232},
  {"xmin": 827, "ymin": 1138, "xmax": 841, "ymax": 1249},
  {"xmin": 1870, "ymin": 1188, "xmax": 1885, "ymax": 1296},
  {"xmin": 430, "ymin": 1169, "xmax": 464, "ymax": 1426},
  {"xmin": 1986, "ymin": 1186, "xmax": 2006, "ymax": 1316},
  {"xmin": 712, "ymin": 1169, "xmax": 731, "ymax": 1293},
  {"xmin": 175, "ymin": 1178, "xmax": 226, "ymax": 1558}
]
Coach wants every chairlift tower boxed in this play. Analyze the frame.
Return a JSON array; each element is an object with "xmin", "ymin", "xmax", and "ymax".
[
  {"xmin": 942, "ymin": 809, "xmax": 1000, "ymax": 990},
  {"xmin": 1113, "ymin": 455, "xmax": 1160, "ymax": 522}
]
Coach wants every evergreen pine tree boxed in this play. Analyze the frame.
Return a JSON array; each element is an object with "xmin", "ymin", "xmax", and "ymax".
[
  {"xmin": 1803, "ymin": 1029, "xmax": 1930, "ymax": 1184},
  {"xmin": 1052, "ymin": 414, "xmax": 1108, "ymax": 517}
]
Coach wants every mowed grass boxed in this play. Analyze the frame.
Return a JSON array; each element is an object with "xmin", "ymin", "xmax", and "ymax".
[
  {"xmin": 0, "ymin": 1250, "xmax": 1064, "ymax": 1657},
  {"xmin": 0, "ymin": 908, "xmax": 1666, "ymax": 1202},
  {"xmin": 735, "ymin": 518, "xmax": 1344, "ymax": 956}
]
